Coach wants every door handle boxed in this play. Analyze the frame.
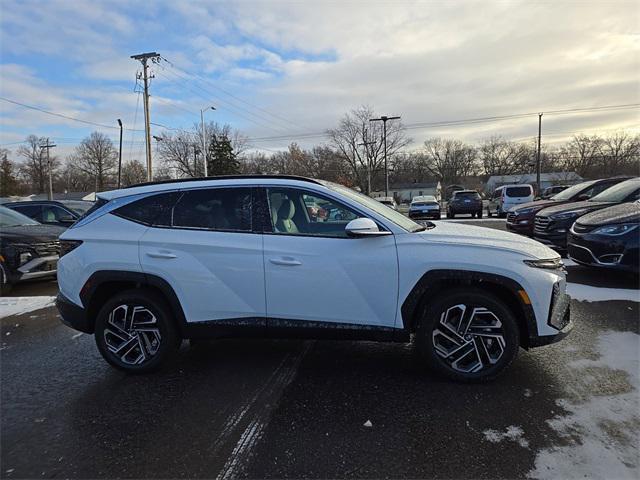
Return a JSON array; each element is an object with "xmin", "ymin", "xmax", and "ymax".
[
  {"xmin": 269, "ymin": 257, "xmax": 302, "ymax": 266},
  {"xmin": 146, "ymin": 251, "xmax": 177, "ymax": 259}
]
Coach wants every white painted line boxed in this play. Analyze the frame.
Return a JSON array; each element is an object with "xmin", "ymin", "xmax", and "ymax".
[
  {"xmin": 71, "ymin": 332, "xmax": 83, "ymax": 339},
  {"xmin": 216, "ymin": 342, "xmax": 312, "ymax": 480}
]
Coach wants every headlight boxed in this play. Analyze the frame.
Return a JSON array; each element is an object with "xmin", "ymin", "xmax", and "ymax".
[
  {"xmin": 524, "ymin": 257, "xmax": 565, "ymax": 270},
  {"xmin": 515, "ymin": 207, "xmax": 534, "ymax": 215},
  {"xmin": 552, "ymin": 209, "xmax": 588, "ymax": 220},
  {"xmin": 592, "ymin": 223, "xmax": 638, "ymax": 236}
]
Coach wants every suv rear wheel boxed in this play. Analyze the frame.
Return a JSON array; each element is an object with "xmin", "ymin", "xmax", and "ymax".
[
  {"xmin": 94, "ymin": 289, "xmax": 180, "ymax": 373},
  {"xmin": 416, "ymin": 288, "xmax": 520, "ymax": 382}
]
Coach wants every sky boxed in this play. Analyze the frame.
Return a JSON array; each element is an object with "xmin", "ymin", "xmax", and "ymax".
[{"xmin": 1, "ymin": 0, "xmax": 639, "ymax": 162}]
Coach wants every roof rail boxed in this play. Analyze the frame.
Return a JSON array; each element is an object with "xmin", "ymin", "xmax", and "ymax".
[{"xmin": 123, "ymin": 174, "xmax": 322, "ymax": 189}]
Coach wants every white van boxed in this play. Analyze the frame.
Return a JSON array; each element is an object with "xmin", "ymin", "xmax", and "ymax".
[{"xmin": 487, "ymin": 184, "xmax": 534, "ymax": 217}]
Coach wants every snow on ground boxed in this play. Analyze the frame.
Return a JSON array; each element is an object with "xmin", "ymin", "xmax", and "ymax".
[
  {"xmin": 0, "ymin": 297, "xmax": 56, "ymax": 319},
  {"xmin": 483, "ymin": 425, "xmax": 530, "ymax": 448},
  {"xmin": 567, "ymin": 283, "xmax": 640, "ymax": 303},
  {"xmin": 563, "ymin": 258, "xmax": 578, "ymax": 267},
  {"xmin": 437, "ymin": 218, "xmax": 505, "ymax": 223},
  {"xmin": 528, "ymin": 331, "xmax": 640, "ymax": 480}
]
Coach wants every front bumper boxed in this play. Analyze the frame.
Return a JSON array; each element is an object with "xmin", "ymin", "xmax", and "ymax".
[
  {"xmin": 56, "ymin": 292, "xmax": 93, "ymax": 333},
  {"xmin": 568, "ymin": 234, "xmax": 639, "ymax": 273},
  {"xmin": 528, "ymin": 278, "xmax": 573, "ymax": 348},
  {"xmin": 506, "ymin": 213, "xmax": 534, "ymax": 236}
]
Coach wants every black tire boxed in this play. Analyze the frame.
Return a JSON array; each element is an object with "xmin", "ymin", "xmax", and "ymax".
[
  {"xmin": 415, "ymin": 288, "xmax": 520, "ymax": 382},
  {"xmin": 477, "ymin": 210, "xmax": 483, "ymax": 219},
  {"xmin": 94, "ymin": 289, "xmax": 180, "ymax": 373},
  {"xmin": 487, "ymin": 207, "xmax": 493, "ymax": 218},
  {"xmin": 0, "ymin": 265, "xmax": 11, "ymax": 296}
]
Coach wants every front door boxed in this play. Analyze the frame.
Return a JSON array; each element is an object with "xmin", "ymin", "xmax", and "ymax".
[{"xmin": 263, "ymin": 187, "xmax": 399, "ymax": 328}]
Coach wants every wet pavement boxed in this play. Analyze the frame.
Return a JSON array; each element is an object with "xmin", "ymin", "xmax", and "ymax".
[{"xmin": 1, "ymin": 221, "xmax": 638, "ymax": 479}]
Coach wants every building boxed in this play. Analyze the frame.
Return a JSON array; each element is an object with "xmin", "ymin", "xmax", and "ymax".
[
  {"xmin": 485, "ymin": 172, "xmax": 583, "ymax": 193},
  {"xmin": 373, "ymin": 181, "xmax": 442, "ymax": 203}
]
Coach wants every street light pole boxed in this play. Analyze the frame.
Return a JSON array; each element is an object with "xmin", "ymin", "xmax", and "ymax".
[
  {"xmin": 536, "ymin": 113, "xmax": 543, "ymax": 195},
  {"xmin": 117, "ymin": 119, "xmax": 123, "ymax": 189},
  {"xmin": 369, "ymin": 115, "xmax": 400, "ymax": 197},
  {"xmin": 200, "ymin": 106, "xmax": 216, "ymax": 177}
]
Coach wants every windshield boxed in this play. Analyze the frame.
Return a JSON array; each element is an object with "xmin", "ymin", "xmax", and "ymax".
[
  {"xmin": 550, "ymin": 180, "xmax": 596, "ymax": 201},
  {"xmin": 323, "ymin": 182, "xmax": 424, "ymax": 232},
  {"xmin": 0, "ymin": 206, "xmax": 40, "ymax": 227},
  {"xmin": 590, "ymin": 179, "xmax": 640, "ymax": 203}
]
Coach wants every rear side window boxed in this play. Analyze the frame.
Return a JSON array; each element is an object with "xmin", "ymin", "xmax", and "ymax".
[
  {"xmin": 113, "ymin": 192, "xmax": 181, "ymax": 226},
  {"xmin": 172, "ymin": 188, "xmax": 252, "ymax": 231},
  {"xmin": 505, "ymin": 186, "xmax": 532, "ymax": 197},
  {"xmin": 12, "ymin": 204, "xmax": 42, "ymax": 221}
]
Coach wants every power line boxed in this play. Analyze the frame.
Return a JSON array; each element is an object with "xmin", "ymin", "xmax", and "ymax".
[{"xmin": 0, "ymin": 96, "xmax": 144, "ymax": 132}]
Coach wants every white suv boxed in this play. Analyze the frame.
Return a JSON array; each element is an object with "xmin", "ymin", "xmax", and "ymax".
[{"xmin": 56, "ymin": 176, "xmax": 572, "ymax": 381}]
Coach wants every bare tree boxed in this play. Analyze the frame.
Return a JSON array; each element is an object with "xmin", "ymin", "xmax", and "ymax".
[
  {"xmin": 327, "ymin": 106, "xmax": 409, "ymax": 193},
  {"xmin": 121, "ymin": 160, "xmax": 148, "ymax": 186},
  {"xmin": 421, "ymin": 138, "xmax": 478, "ymax": 186},
  {"xmin": 557, "ymin": 135, "xmax": 602, "ymax": 177},
  {"xmin": 17, "ymin": 135, "xmax": 60, "ymax": 194},
  {"xmin": 479, "ymin": 136, "xmax": 530, "ymax": 176},
  {"xmin": 68, "ymin": 132, "xmax": 118, "ymax": 191},
  {"xmin": 596, "ymin": 132, "xmax": 640, "ymax": 176}
]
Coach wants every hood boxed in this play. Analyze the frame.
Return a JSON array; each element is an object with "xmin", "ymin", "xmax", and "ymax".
[
  {"xmin": 576, "ymin": 202, "xmax": 640, "ymax": 226},
  {"xmin": 416, "ymin": 222, "xmax": 558, "ymax": 259},
  {"xmin": 537, "ymin": 200, "xmax": 612, "ymax": 217},
  {"xmin": 512, "ymin": 199, "xmax": 556, "ymax": 212},
  {"xmin": 0, "ymin": 224, "xmax": 65, "ymax": 244}
]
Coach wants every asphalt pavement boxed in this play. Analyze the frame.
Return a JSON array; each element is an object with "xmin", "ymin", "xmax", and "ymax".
[{"xmin": 1, "ymin": 219, "xmax": 638, "ymax": 479}]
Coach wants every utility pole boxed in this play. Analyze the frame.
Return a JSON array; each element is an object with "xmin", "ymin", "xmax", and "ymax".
[
  {"xmin": 200, "ymin": 106, "xmax": 216, "ymax": 177},
  {"xmin": 536, "ymin": 113, "xmax": 543, "ymax": 195},
  {"xmin": 131, "ymin": 52, "xmax": 160, "ymax": 181},
  {"xmin": 358, "ymin": 139, "xmax": 376, "ymax": 195},
  {"xmin": 117, "ymin": 119, "xmax": 123, "ymax": 189},
  {"xmin": 39, "ymin": 139, "xmax": 56, "ymax": 200},
  {"xmin": 370, "ymin": 115, "xmax": 401, "ymax": 197}
]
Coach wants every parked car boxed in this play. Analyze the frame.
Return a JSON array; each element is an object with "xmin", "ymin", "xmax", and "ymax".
[
  {"xmin": 375, "ymin": 196, "xmax": 397, "ymax": 210},
  {"xmin": 4, "ymin": 200, "xmax": 89, "ymax": 228},
  {"xmin": 57, "ymin": 175, "xmax": 571, "ymax": 382},
  {"xmin": 446, "ymin": 190, "xmax": 483, "ymax": 218},
  {"xmin": 534, "ymin": 177, "xmax": 640, "ymax": 252},
  {"xmin": 540, "ymin": 185, "xmax": 570, "ymax": 199},
  {"xmin": 487, "ymin": 184, "xmax": 534, "ymax": 217},
  {"xmin": 568, "ymin": 201, "xmax": 639, "ymax": 274},
  {"xmin": 408, "ymin": 195, "xmax": 441, "ymax": 220},
  {"xmin": 0, "ymin": 206, "xmax": 64, "ymax": 294},
  {"xmin": 506, "ymin": 177, "xmax": 631, "ymax": 236}
]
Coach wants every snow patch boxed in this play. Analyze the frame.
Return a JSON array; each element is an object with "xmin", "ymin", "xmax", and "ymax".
[
  {"xmin": 0, "ymin": 296, "xmax": 56, "ymax": 319},
  {"xmin": 483, "ymin": 425, "xmax": 529, "ymax": 448},
  {"xmin": 562, "ymin": 258, "xmax": 578, "ymax": 267},
  {"xmin": 567, "ymin": 283, "xmax": 639, "ymax": 303},
  {"xmin": 528, "ymin": 331, "xmax": 640, "ymax": 479}
]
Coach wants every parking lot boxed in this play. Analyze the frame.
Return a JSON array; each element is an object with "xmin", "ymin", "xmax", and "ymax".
[{"xmin": 1, "ymin": 218, "xmax": 638, "ymax": 479}]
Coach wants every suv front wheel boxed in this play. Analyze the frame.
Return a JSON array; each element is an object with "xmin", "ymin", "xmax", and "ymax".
[
  {"xmin": 94, "ymin": 289, "xmax": 180, "ymax": 373},
  {"xmin": 416, "ymin": 289, "xmax": 520, "ymax": 382}
]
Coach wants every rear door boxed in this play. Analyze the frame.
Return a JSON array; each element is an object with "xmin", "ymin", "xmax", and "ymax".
[
  {"xmin": 504, "ymin": 186, "xmax": 533, "ymax": 209},
  {"xmin": 137, "ymin": 187, "xmax": 266, "ymax": 324},
  {"xmin": 262, "ymin": 186, "xmax": 399, "ymax": 329}
]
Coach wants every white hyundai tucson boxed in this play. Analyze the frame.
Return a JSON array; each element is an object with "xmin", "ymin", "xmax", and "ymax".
[{"xmin": 56, "ymin": 176, "xmax": 572, "ymax": 382}]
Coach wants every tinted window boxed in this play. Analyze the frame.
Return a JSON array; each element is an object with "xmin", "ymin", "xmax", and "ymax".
[
  {"xmin": 453, "ymin": 191, "xmax": 480, "ymax": 199},
  {"xmin": 591, "ymin": 180, "xmax": 640, "ymax": 203},
  {"xmin": 267, "ymin": 187, "xmax": 359, "ymax": 238},
  {"xmin": 13, "ymin": 204, "xmax": 42, "ymax": 221},
  {"xmin": 114, "ymin": 192, "xmax": 181, "ymax": 226},
  {"xmin": 41, "ymin": 205, "xmax": 73, "ymax": 223},
  {"xmin": 505, "ymin": 186, "xmax": 532, "ymax": 197},
  {"xmin": 0, "ymin": 206, "xmax": 40, "ymax": 227},
  {"xmin": 172, "ymin": 188, "xmax": 252, "ymax": 231}
]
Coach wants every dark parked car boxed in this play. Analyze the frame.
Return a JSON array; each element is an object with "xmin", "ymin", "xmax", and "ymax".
[
  {"xmin": 3, "ymin": 200, "xmax": 90, "ymax": 228},
  {"xmin": 568, "ymin": 201, "xmax": 639, "ymax": 273},
  {"xmin": 0, "ymin": 206, "xmax": 64, "ymax": 294},
  {"xmin": 533, "ymin": 178, "xmax": 640, "ymax": 252},
  {"xmin": 446, "ymin": 190, "xmax": 482, "ymax": 218},
  {"xmin": 507, "ymin": 177, "xmax": 631, "ymax": 236}
]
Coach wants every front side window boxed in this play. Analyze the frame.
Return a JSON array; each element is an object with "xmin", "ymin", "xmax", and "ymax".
[
  {"xmin": 267, "ymin": 187, "xmax": 359, "ymax": 238},
  {"xmin": 41, "ymin": 205, "xmax": 73, "ymax": 223},
  {"xmin": 173, "ymin": 188, "xmax": 252, "ymax": 231}
]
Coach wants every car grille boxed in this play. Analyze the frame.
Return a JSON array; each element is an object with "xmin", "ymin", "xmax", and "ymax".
[
  {"xmin": 506, "ymin": 212, "xmax": 516, "ymax": 223},
  {"xmin": 572, "ymin": 222, "xmax": 596, "ymax": 234},
  {"xmin": 32, "ymin": 241, "xmax": 61, "ymax": 257},
  {"xmin": 534, "ymin": 215, "xmax": 551, "ymax": 233}
]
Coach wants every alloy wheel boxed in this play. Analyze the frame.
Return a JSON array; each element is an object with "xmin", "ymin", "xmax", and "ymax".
[
  {"xmin": 432, "ymin": 304, "xmax": 506, "ymax": 373},
  {"xmin": 103, "ymin": 304, "xmax": 162, "ymax": 365}
]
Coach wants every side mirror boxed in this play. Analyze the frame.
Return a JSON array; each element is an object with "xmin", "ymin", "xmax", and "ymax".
[
  {"xmin": 60, "ymin": 215, "xmax": 76, "ymax": 224},
  {"xmin": 345, "ymin": 218, "xmax": 391, "ymax": 237}
]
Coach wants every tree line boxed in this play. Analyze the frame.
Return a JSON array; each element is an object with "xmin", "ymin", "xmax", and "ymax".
[{"xmin": 1, "ymin": 105, "xmax": 638, "ymax": 198}]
